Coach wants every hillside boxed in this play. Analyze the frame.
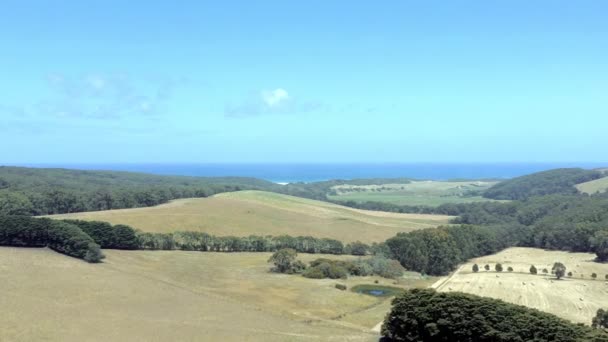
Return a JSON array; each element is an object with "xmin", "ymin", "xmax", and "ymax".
[
  {"xmin": 576, "ymin": 176, "xmax": 608, "ymax": 194},
  {"xmin": 435, "ymin": 247, "xmax": 608, "ymax": 324},
  {"xmin": 483, "ymin": 168, "xmax": 602, "ymax": 200},
  {"xmin": 0, "ymin": 247, "xmax": 396, "ymax": 341},
  {"xmin": 49, "ymin": 190, "xmax": 452, "ymax": 243}
]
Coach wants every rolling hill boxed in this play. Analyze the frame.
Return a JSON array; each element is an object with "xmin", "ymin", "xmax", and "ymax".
[{"xmin": 49, "ymin": 190, "xmax": 452, "ymax": 243}]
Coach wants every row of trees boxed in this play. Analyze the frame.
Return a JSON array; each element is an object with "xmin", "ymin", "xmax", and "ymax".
[
  {"xmin": 381, "ymin": 289, "xmax": 608, "ymax": 341},
  {"xmin": 0, "ymin": 216, "xmax": 104, "ymax": 262},
  {"xmin": 136, "ymin": 231, "xmax": 367, "ymax": 255}
]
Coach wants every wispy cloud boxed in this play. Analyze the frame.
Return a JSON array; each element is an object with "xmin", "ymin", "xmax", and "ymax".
[
  {"xmin": 225, "ymin": 88, "xmax": 322, "ymax": 118},
  {"xmin": 12, "ymin": 73, "xmax": 189, "ymax": 120}
]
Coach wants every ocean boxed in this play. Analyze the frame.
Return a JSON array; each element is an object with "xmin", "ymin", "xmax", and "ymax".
[{"xmin": 21, "ymin": 162, "xmax": 608, "ymax": 183}]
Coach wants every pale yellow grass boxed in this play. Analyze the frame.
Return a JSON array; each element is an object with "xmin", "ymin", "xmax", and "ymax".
[
  {"xmin": 49, "ymin": 190, "xmax": 451, "ymax": 243},
  {"xmin": 576, "ymin": 176, "xmax": 608, "ymax": 194},
  {"xmin": 0, "ymin": 247, "xmax": 436, "ymax": 341},
  {"xmin": 435, "ymin": 247, "xmax": 608, "ymax": 324}
]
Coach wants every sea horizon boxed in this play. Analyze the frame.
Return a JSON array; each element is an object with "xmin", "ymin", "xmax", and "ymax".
[{"xmin": 9, "ymin": 162, "xmax": 608, "ymax": 183}]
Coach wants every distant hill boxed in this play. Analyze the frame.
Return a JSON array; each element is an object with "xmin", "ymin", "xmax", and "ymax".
[
  {"xmin": 48, "ymin": 190, "xmax": 452, "ymax": 243},
  {"xmin": 0, "ymin": 166, "xmax": 283, "ymax": 215},
  {"xmin": 483, "ymin": 168, "xmax": 602, "ymax": 200}
]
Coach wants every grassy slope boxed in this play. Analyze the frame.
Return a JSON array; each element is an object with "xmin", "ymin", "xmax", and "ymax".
[
  {"xmin": 328, "ymin": 180, "xmax": 501, "ymax": 206},
  {"xmin": 576, "ymin": 176, "xmax": 608, "ymax": 194},
  {"xmin": 0, "ymin": 247, "xmax": 436, "ymax": 341},
  {"xmin": 435, "ymin": 247, "xmax": 608, "ymax": 324},
  {"xmin": 49, "ymin": 190, "xmax": 451, "ymax": 243}
]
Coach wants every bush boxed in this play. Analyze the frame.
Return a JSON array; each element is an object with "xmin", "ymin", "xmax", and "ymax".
[
  {"xmin": 302, "ymin": 266, "xmax": 326, "ymax": 279},
  {"xmin": 268, "ymin": 248, "xmax": 305, "ymax": 274},
  {"xmin": 507, "ymin": 266, "xmax": 513, "ymax": 272},
  {"xmin": 472, "ymin": 264, "xmax": 479, "ymax": 272},
  {"xmin": 530, "ymin": 265, "xmax": 538, "ymax": 274},
  {"xmin": 335, "ymin": 284, "xmax": 347, "ymax": 291},
  {"xmin": 495, "ymin": 263, "xmax": 503, "ymax": 272},
  {"xmin": 592, "ymin": 273, "xmax": 598, "ymax": 279},
  {"xmin": 84, "ymin": 243, "xmax": 105, "ymax": 263},
  {"xmin": 346, "ymin": 241, "xmax": 369, "ymax": 255},
  {"xmin": 568, "ymin": 272, "xmax": 573, "ymax": 277},
  {"xmin": 302, "ymin": 262, "xmax": 347, "ymax": 279}
]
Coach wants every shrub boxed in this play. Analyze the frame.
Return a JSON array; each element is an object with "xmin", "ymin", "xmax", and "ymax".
[
  {"xmin": 302, "ymin": 261, "xmax": 347, "ymax": 279},
  {"xmin": 84, "ymin": 243, "xmax": 105, "ymax": 263},
  {"xmin": 530, "ymin": 265, "xmax": 538, "ymax": 274},
  {"xmin": 507, "ymin": 266, "xmax": 513, "ymax": 272},
  {"xmin": 335, "ymin": 284, "xmax": 347, "ymax": 291},
  {"xmin": 568, "ymin": 272, "xmax": 573, "ymax": 277},
  {"xmin": 268, "ymin": 248, "xmax": 305, "ymax": 274},
  {"xmin": 302, "ymin": 266, "xmax": 326, "ymax": 279},
  {"xmin": 592, "ymin": 273, "xmax": 598, "ymax": 279},
  {"xmin": 472, "ymin": 264, "xmax": 479, "ymax": 272},
  {"xmin": 484, "ymin": 264, "xmax": 490, "ymax": 271},
  {"xmin": 542, "ymin": 268, "xmax": 548, "ymax": 274},
  {"xmin": 346, "ymin": 241, "xmax": 369, "ymax": 255},
  {"xmin": 495, "ymin": 263, "xmax": 503, "ymax": 272},
  {"xmin": 552, "ymin": 262, "xmax": 566, "ymax": 280}
]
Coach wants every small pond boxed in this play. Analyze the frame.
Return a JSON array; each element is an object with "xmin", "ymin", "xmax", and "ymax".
[{"xmin": 351, "ymin": 284, "xmax": 404, "ymax": 297}]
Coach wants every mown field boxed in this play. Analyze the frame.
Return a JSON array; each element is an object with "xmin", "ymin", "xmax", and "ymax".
[
  {"xmin": 0, "ymin": 247, "xmax": 436, "ymax": 341},
  {"xmin": 328, "ymin": 180, "xmax": 501, "ymax": 206},
  {"xmin": 49, "ymin": 190, "xmax": 451, "ymax": 243},
  {"xmin": 576, "ymin": 176, "xmax": 608, "ymax": 194},
  {"xmin": 434, "ymin": 247, "xmax": 608, "ymax": 324}
]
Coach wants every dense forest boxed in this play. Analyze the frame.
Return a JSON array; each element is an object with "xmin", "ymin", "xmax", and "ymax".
[
  {"xmin": 0, "ymin": 166, "xmax": 416, "ymax": 215},
  {"xmin": 482, "ymin": 168, "xmax": 602, "ymax": 200},
  {"xmin": 385, "ymin": 192, "xmax": 608, "ymax": 275},
  {"xmin": 0, "ymin": 166, "xmax": 286, "ymax": 215},
  {"xmin": 381, "ymin": 289, "xmax": 608, "ymax": 342}
]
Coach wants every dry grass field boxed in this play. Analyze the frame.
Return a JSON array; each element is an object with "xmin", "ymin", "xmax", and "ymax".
[
  {"xmin": 434, "ymin": 247, "xmax": 608, "ymax": 324},
  {"xmin": 576, "ymin": 176, "xmax": 608, "ymax": 194},
  {"xmin": 0, "ymin": 247, "xmax": 436, "ymax": 342},
  {"xmin": 328, "ymin": 180, "xmax": 501, "ymax": 206},
  {"xmin": 49, "ymin": 190, "xmax": 451, "ymax": 243}
]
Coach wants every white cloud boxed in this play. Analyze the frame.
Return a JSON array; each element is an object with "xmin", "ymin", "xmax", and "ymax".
[{"xmin": 261, "ymin": 88, "xmax": 289, "ymax": 107}]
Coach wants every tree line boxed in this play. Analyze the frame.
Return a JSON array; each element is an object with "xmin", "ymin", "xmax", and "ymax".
[
  {"xmin": 0, "ymin": 216, "xmax": 104, "ymax": 262},
  {"xmin": 381, "ymin": 289, "xmax": 608, "ymax": 342},
  {"xmin": 136, "ymin": 230, "xmax": 369, "ymax": 255},
  {"xmin": 0, "ymin": 215, "xmax": 370, "ymax": 261}
]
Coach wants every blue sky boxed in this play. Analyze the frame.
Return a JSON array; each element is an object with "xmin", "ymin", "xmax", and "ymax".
[{"xmin": 1, "ymin": 1, "xmax": 607, "ymax": 163}]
